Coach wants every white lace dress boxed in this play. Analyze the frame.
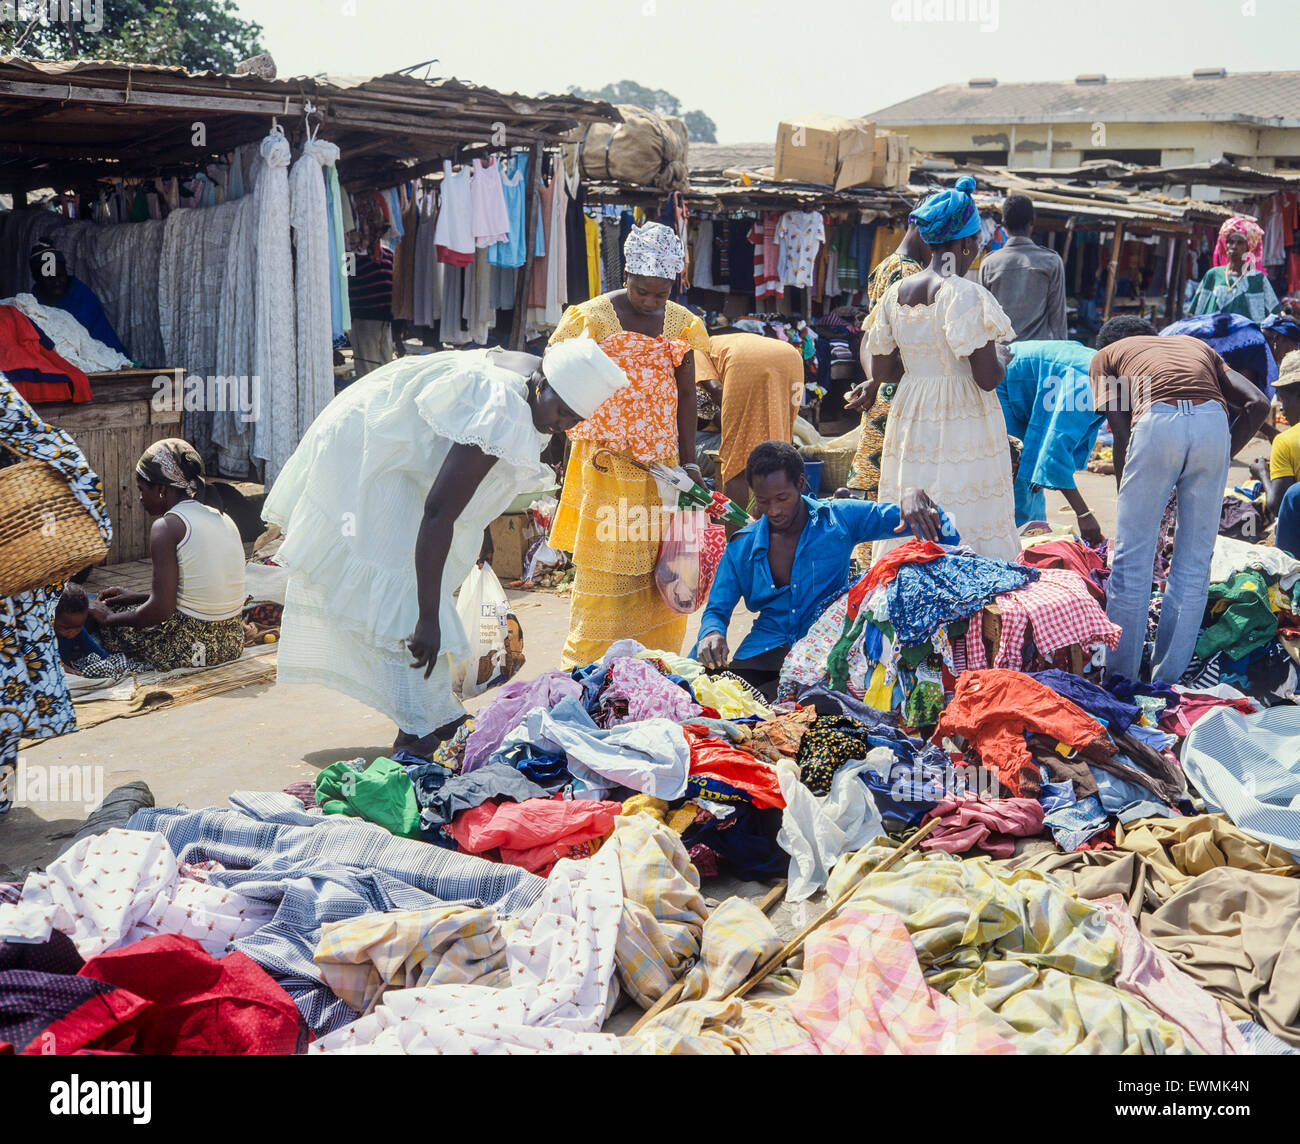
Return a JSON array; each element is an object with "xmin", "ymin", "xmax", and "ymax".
[
  {"xmin": 263, "ymin": 350, "xmax": 553, "ymax": 735},
  {"xmin": 867, "ymin": 275, "xmax": 1020, "ymax": 562}
]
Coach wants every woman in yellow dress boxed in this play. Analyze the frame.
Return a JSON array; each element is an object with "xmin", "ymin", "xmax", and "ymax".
[{"xmin": 549, "ymin": 222, "xmax": 710, "ymax": 668}]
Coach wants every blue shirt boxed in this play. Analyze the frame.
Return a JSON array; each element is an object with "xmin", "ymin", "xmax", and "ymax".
[
  {"xmin": 58, "ymin": 626, "xmax": 107, "ymax": 665},
  {"xmin": 999, "ymin": 340, "xmax": 1102, "ymax": 526},
  {"xmin": 694, "ymin": 495, "xmax": 959, "ymax": 660},
  {"xmin": 55, "ymin": 277, "xmax": 130, "ymax": 358}
]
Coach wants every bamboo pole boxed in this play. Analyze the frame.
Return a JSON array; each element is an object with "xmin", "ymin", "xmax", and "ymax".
[
  {"xmin": 1101, "ymin": 221, "xmax": 1127, "ymax": 325},
  {"xmin": 723, "ymin": 818, "xmax": 940, "ymax": 1003},
  {"xmin": 626, "ymin": 879, "xmax": 788, "ymax": 1036}
]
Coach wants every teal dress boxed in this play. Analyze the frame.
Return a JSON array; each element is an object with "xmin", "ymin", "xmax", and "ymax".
[{"xmin": 1188, "ymin": 265, "xmax": 1280, "ymax": 322}]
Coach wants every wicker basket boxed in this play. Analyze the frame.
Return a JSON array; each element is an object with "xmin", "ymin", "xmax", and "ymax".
[
  {"xmin": 798, "ymin": 445, "xmax": 856, "ymax": 492},
  {"xmin": 0, "ymin": 458, "xmax": 108, "ymax": 597}
]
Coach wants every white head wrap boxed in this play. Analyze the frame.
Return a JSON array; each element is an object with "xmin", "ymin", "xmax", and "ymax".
[
  {"xmin": 542, "ymin": 336, "xmax": 630, "ymax": 418},
  {"xmin": 623, "ymin": 222, "xmax": 685, "ymax": 280}
]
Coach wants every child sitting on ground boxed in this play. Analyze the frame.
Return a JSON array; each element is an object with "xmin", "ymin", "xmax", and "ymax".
[{"xmin": 55, "ymin": 584, "xmax": 152, "ymax": 678}]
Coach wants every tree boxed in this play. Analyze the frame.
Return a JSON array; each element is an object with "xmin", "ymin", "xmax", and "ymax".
[
  {"xmin": 568, "ymin": 80, "xmax": 717, "ymax": 143},
  {"xmin": 0, "ymin": 0, "xmax": 264, "ymax": 73}
]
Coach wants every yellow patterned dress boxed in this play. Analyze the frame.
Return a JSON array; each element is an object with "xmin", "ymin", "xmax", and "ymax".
[{"xmin": 549, "ymin": 296, "xmax": 709, "ymax": 668}]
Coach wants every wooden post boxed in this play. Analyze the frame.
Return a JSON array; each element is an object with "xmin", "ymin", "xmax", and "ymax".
[
  {"xmin": 509, "ymin": 141, "xmax": 544, "ymax": 351},
  {"xmin": 1166, "ymin": 236, "xmax": 1189, "ymax": 323},
  {"xmin": 1101, "ymin": 220, "xmax": 1126, "ymax": 325}
]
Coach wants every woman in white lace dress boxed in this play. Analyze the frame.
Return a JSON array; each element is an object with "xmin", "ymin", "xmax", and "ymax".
[
  {"xmin": 866, "ymin": 177, "xmax": 1020, "ymax": 562},
  {"xmin": 263, "ymin": 342, "xmax": 627, "ymax": 751}
]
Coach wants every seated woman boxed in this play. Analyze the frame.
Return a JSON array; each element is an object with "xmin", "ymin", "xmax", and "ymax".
[
  {"xmin": 89, "ymin": 439, "xmax": 246, "ymax": 670},
  {"xmin": 694, "ymin": 441, "xmax": 957, "ymax": 696}
]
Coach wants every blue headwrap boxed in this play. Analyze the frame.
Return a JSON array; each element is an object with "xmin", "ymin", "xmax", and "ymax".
[
  {"xmin": 909, "ymin": 176, "xmax": 981, "ymax": 245},
  {"xmin": 1262, "ymin": 313, "xmax": 1300, "ymax": 344}
]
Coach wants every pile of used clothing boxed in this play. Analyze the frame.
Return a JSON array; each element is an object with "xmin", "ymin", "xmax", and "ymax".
[{"xmin": 4, "ymin": 527, "xmax": 1299, "ymax": 1055}]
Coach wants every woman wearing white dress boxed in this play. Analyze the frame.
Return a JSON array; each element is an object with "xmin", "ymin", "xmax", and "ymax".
[
  {"xmin": 263, "ymin": 341, "xmax": 628, "ymax": 750},
  {"xmin": 866, "ymin": 176, "xmax": 1020, "ymax": 563}
]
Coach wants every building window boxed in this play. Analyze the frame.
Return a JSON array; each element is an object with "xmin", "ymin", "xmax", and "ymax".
[
  {"xmin": 936, "ymin": 150, "xmax": 1009, "ymax": 166},
  {"xmin": 1081, "ymin": 149, "xmax": 1162, "ymax": 166}
]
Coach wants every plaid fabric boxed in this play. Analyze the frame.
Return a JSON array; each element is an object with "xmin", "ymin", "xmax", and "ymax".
[
  {"xmin": 127, "ymin": 802, "xmax": 545, "ymax": 1034},
  {"xmin": 992, "ymin": 568, "xmax": 1120, "ymax": 669},
  {"xmin": 825, "ymin": 847, "xmax": 1196, "ymax": 1053},
  {"xmin": 604, "ymin": 814, "xmax": 708, "ymax": 1009},
  {"xmin": 314, "ymin": 905, "xmax": 509, "ymax": 1013},
  {"xmin": 787, "ymin": 909, "xmax": 1017, "ymax": 1054}
]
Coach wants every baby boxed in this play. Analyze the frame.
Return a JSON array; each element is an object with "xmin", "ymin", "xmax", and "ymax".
[{"xmin": 54, "ymin": 584, "xmax": 109, "ymax": 670}]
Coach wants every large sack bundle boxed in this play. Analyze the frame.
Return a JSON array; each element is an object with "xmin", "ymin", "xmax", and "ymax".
[{"xmin": 568, "ymin": 104, "xmax": 690, "ymax": 191}]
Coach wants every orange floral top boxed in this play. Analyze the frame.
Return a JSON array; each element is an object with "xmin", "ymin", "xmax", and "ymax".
[{"xmin": 549, "ymin": 296, "xmax": 710, "ymax": 463}]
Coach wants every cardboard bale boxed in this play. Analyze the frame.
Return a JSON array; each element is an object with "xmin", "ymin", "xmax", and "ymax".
[
  {"xmin": 774, "ymin": 114, "xmax": 876, "ymax": 190},
  {"xmin": 866, "ymin": 132, "xmax": 911, "ymax": 190},
  {"xmin": 567, "ymin": 104, "xmax": 690, "ymax": 191},
  {"xmin": 488, "ymin": 512, "xmax": 538, "ymax": 582}
]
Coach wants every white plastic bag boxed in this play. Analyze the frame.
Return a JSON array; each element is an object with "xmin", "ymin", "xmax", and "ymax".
[{"xmin": 450, "ymin": 563, "xmax": 524, "ymax": 699}]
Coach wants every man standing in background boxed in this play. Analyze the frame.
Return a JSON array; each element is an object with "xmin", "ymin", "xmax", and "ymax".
[{"xmin": 978, "ymin": 194, "xmax": 1068, "ymax": 341}]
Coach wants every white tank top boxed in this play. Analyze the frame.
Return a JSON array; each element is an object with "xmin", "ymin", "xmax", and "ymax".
[{"xmin": 166, "ymin": 499, "xmax": 247, "ymax": 621}]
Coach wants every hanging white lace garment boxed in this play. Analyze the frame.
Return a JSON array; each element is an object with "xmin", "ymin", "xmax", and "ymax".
[
  {"xmin": 251, "ymin": 128, "xmax": 296, "ymax": 487},
  {"xmin": 288, "ymin": 136, "xmax": 340, "ymax": 439}
]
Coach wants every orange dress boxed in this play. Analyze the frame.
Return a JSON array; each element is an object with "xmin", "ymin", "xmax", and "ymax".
[{"xmin": 549, "ymin": 295, "xmax": 709, "ymax": 668}]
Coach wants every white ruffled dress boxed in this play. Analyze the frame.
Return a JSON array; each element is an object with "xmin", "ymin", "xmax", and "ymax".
[
  {"xmin": 263, "ymin": 350, "xmax": 552, "ymax": 734},
  {"xmin": 866, "ymin": 275, "xmax": 1021, "ymax": 563}
]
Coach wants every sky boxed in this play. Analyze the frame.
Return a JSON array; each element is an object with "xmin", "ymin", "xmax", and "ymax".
[{"xmin": 232, "ymin": 0, "xmax": 1299, "ymax": 142}]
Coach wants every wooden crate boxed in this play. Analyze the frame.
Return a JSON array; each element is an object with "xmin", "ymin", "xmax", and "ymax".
[
  {"xmin": 39, "ymin": 369, "xmax": 184, "ymax": 565},
  {"xmin": 981, "ymin": 603, "xmax": 1085, "ymax": 674}
]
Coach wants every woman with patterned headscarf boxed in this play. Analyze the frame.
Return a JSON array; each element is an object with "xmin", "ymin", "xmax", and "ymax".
[
  {"xmin": 1189, "ymin": 215, "xmax": 1281, "ymax": 321},
  {"xmin": 865, "ymin": 180, "xmax": 1021, "ymax": 562},
  {"xmin": 87, "ymin": 438, "xmax": 247, "ymax": 670},
  {"xmin": 548, "ymin": 221, "xmax": 711, "ymax": 667}
]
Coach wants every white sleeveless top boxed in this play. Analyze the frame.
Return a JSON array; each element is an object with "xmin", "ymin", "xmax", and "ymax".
[{"xmin": 167, "ymin": 499, "xmax": 247, "ymax": 621}]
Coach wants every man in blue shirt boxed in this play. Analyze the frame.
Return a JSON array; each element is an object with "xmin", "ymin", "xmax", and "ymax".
[
  {"xmin": 694, "ymin": 441, "xmax": 957, "ymax": 693},
  {"xmin": 29, "ymin": 242, "xmax": 131, "ymax": 359},
  {"xmin": 997, "ymin": 340, "xmax": 1103, "ymax": 541}
]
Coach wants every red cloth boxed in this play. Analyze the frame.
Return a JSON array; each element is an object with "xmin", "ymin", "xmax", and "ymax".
[
  {"xmin": 919, "ymin": 796, "xmax": 1045, "ymax": 859},
  {"xmin": 77, "ymin": 934, "xmax": 304, "ymax": 1054},
  {"xmin": 932, "ymin": 669, "xmax": 1113, "ymax": 797},
  {"xmin": 0, "ymin": 305, "xmax": 92, "ymax": 403},
  {"xmin": 860, "ymin": 538, "xmax": 946, "ymax": 598},
  {"xmin": 446, "ymin": 798, "xmax": 622, "ymax": 873},
  {"xmin": 1017, "ymin": 540, "xmax": 1107, "ymax": 604},
  {"xmin": 683, "ymin": 726, "xmax": 785, "ymax": 808},
  {"xmin": 5, "ymin": 975, "xmax": 150, "ymax": 1055},
  {"xmin": 1158, "ymin": 692, "xmax": 1259, "ymax": 737}
]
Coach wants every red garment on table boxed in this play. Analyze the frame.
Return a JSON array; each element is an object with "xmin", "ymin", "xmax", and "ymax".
[
  {"xmin": 0, "ymin": 306, "xmax": 92, "ymax": 403},
  {"xmin": 860, "ymin": 539, "xmax": 946, "ymax": 597},
  {"xmin": 1158, "ymin": 692, "xmax": 1259, "ymax": 737},
  {"xmin": 447, "ymin": 798, "xmax": 622, "ymax": 873},
  {"xmin": 920, "ymin": 796, "xmax": 1045, "ymax": 859},
  {"xmin": 1017, "ymin": 540, "xmax": 1107, "ymax": 604},
  {"xmin": 77, "ymin": 934, "xmax": 304, "ymax": 1054},
  {"xmin": 992, "ymin": 568, "xmax": 1121, "ymax": 669},
  {"xmin": 683, "ymin": 726, "xmax": 785, "ymax": 808},
  {"xmin": 932, "ymin": 669, "xmax": 1113, "ymax": 797}
]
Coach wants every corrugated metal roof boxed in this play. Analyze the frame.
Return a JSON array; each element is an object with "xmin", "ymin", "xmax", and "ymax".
[{"xmin": 869, "ymin": 70, "xmax": 1300, "ymax": 127}]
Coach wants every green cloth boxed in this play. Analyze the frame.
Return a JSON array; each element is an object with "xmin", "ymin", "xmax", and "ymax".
[
  {"xmin": 316, "ymin": 756, "xmax": 422, "ymax": 839},
  {"xmin": 827, "ymin": 613, "xmax": 868, "ymax": 693},
  {"xmin": 1194, "ymin": 571, "xmax": 1278, "ymax": 661},
  {"xmin": 1188, "ymin": 266, "xmax": 1280, "ymax": 323}
]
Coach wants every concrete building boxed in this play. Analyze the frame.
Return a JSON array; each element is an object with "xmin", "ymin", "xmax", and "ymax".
[{"xmin": 869, "ymin": 69, "xmax": 1300, "ymax": 179}]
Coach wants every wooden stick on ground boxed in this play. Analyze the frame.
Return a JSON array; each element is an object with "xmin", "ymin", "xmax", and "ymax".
[
  {"xmin": 723, "ymin": 818, "xmax": 939, "ymax": 1003},
  {"xmin": 627, "ymin": 878, "xmax": 788, "ymax": 1036}
]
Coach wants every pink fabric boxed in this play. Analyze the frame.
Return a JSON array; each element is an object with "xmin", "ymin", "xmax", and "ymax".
[
  {"xmin": 1158, "ymin": 692, "xmax": 1259, "ymax": 737},
  {"xmin": 964, "ymin": 618, "xmax": 989, "ymax": 670},
  {"xmin": 782, "ymin": 909, "xmax": 1017, "ymax": 1055},
  {"xmin": 920, "ymin": 796, "xmax": 1045, "ymax": 859},
  {"xmin": 1212, "ymin": 214, "xmax": 1265, "ymax": 272},
  {"xmin": 1092, "ymin": 895, "xmax": 1248, "ymax": 1055},
  {"xmin": 446, "ymin": 798, "xmax": 622, "ymax": 874},
  {"xmin": 598, "ymin": 658, "xmax": 701, "ymax": 726},
  {"xmin": 992, "ymin": 568, "xmax": 1121, "ymax": 669},
  {"xmin": 460, "ymin": 671, "xmax": 584, "ymax": 773}
]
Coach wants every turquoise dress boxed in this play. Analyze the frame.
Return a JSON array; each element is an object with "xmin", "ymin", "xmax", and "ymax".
[{"xmin": 1188, "ymin": 265, "xmax": 1280, "ymax": 322}]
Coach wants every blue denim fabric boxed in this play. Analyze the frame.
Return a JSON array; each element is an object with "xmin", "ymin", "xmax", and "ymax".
[
  {"xmin": 1090, "ymin": 765, "xmax": 1178, "ymax": 824},
  {"xmin": 1106, "ymin": 400, "xmax": 1231, "ymax": 683}
]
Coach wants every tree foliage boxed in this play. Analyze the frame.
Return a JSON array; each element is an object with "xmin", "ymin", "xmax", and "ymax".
[
  {"xmin": 0, "ymin": 0, "xmax": 264, "ymax": 72},
  {"xmin": 568, "ymin": 79, "xmax": 718, "ymax": 143}
]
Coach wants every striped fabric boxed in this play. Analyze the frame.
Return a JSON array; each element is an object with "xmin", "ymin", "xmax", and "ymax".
[
  {"xmin": 127, "ymin": 802, "xmax": 545, "ymax": 1034},
  {"xmin": 1179, "ymin": 705, "xmax": 1300, "ymax": 857}
]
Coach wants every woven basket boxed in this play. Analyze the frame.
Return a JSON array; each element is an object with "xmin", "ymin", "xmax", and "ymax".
[
  {"xmin": 0, "ymin": 458, "xmax": 108, "ymax": 597},
  {"xmin": 799, "ymin": 445, "xmax": 856, "ymax": 492}
]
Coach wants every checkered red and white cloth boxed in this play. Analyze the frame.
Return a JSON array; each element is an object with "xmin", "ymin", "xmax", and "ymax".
[{"xmin": 991, "ymin": 567, "xmax": 1121, "ymax": 670}]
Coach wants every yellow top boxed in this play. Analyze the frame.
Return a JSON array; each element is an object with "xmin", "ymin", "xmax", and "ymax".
[
  {"xmin": 550, "ymin": 294, "xmax": 709, "ymax": 349},
  {"xmin": 1270, "ymin": 423, "xmax": 1300, "ymax": 480}
]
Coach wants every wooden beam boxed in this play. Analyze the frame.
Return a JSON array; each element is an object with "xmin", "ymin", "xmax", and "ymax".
[
  {"xmin": 1167, "ymin": 236, "xmax": 1189, "ymax": 323},
  {"xmin": 0, "ymin": 78, "xmax": 307, "ymax": 117},
  {"xmin": 1101, "ymin": 221, "xmax": 1126, "ymax": 325},
  {"xmin": 510, "ymin": 141, "xmax": 544, "ymax": 351}
]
